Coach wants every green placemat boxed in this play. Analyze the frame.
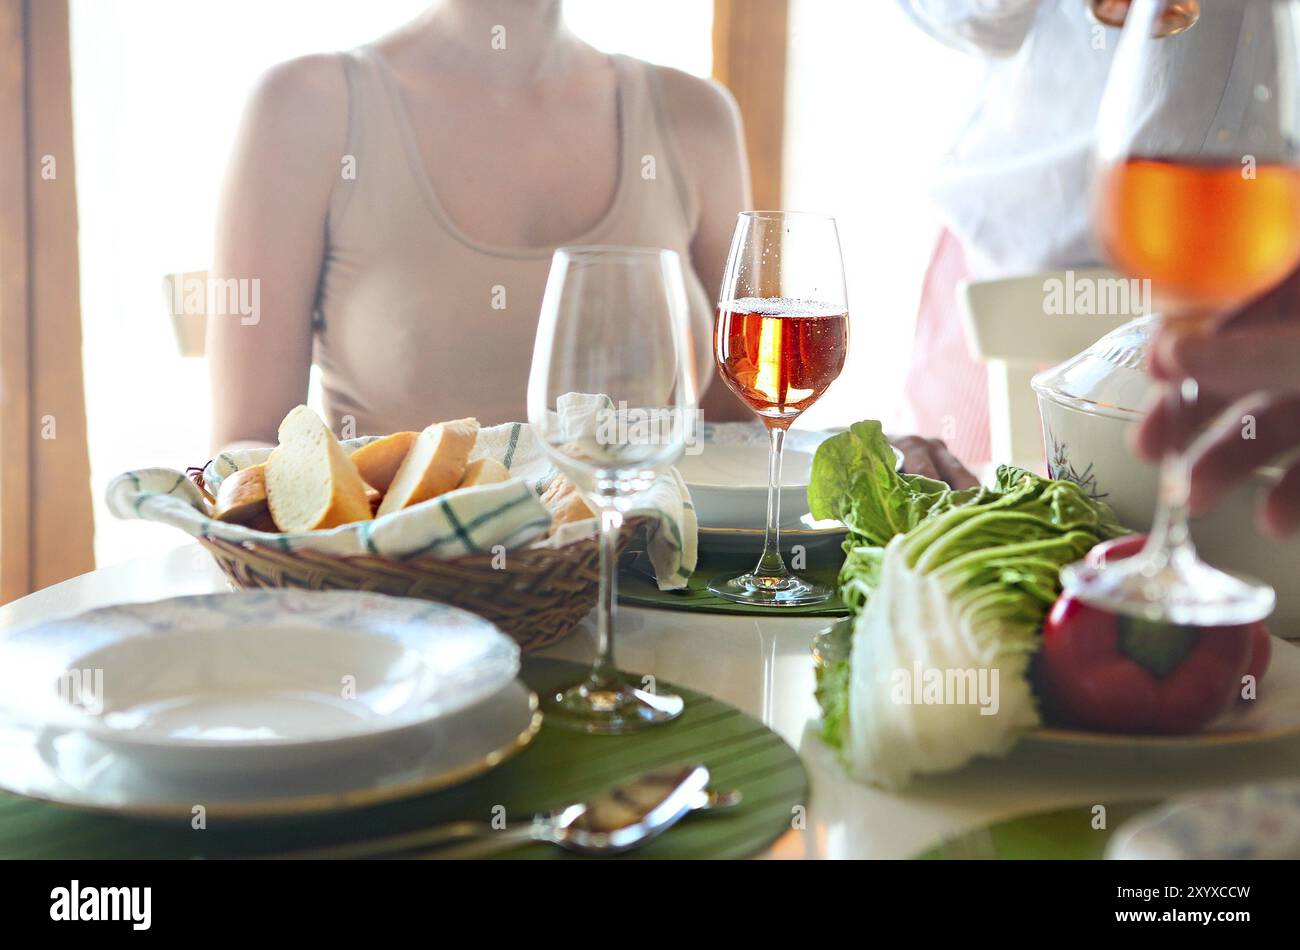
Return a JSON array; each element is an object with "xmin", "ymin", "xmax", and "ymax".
[
  {"xmin": 619, "ymin": 549, "xmax": 849, "ymax": 617},
  {"xmin": 0, "ymin": 659, "xmax": 807, "ymax": 860},
  {"xmin": 916, "ymin": 801, "xmax": 1159, "ymax": 859}
]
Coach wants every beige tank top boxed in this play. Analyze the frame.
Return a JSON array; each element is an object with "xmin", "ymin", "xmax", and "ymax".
[{"xmin": 314, "ymin": 46, "xmax": 712, "ymax": 435}]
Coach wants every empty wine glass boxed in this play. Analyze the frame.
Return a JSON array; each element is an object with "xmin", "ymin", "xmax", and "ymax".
[{"xmin": 527, "ymin": 246, "xmax": 699, "ymax": 733}]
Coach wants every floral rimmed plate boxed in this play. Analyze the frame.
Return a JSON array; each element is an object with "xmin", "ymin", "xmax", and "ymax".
[
  {"xmin": 0, "ymin": 589, "xmax": 521, "ymax": 778},
  {"xmin": 1107, "ymin": 780, "xmax": 1300, "ymax": 859},
  {"xmin": 685, "ymin": 423, "xmax": 900, "ymax": 554},
  {"xmin": 0, "ymin": 680, "xmax": 541, "ymax": 821}
]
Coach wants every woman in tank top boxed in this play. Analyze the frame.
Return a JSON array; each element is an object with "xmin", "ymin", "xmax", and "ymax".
[
  {"xmin": 209, "ymin": 0, "xmax": 749, "ymax": 446},
  {"xmin": 208, "ymin": 0, "xmax": 972, "ymax": 485}
]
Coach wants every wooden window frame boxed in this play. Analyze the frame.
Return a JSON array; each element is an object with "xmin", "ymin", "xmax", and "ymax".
[
  {"xmin": 712, "ymin": 0, "xmax": 790, "ymax": 210},
  {"xmin": 0, "ymin": 0, "xmax": 94, "ymax": 601}
]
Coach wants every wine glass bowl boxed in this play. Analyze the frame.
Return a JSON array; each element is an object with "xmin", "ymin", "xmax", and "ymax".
[
  {"xmin": 715, "ymin": 297, "xmax": 849, "ymax": 427},
  {"xmin": 707, "ymin": 212, "xmax": 849, "ymax": 607},
  {"xmin": 1064, "ymin": 0, "xmax": 1300, "ymax": 625},
  {"xmin": 527, "ymin": 246, "xmax": 698, "ymax": 733},
  {"xmin": 1094, "ymin": 158, "xmax": 1300, "ymax": 317}
]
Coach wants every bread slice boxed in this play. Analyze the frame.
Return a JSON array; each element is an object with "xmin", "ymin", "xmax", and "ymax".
[
  {"xmin": 540, "ymin": 474, "xmax": 596, "ymax": 536},
  {"xmin": 376, "ymin": 418, "xmax": 479, "ymax": 517},
  {"xmin": 214, "ymin": 463, "xmax": 269, "ymax": 527},
  {"xmin": 351, "ymin": 431, "xmax": 418, "ymax": 493},
  {"xmin": 265, "ymin": 406, "xmax": 373, "ymax": 532},
  {"xmin": 458, "ymin": 457, "xmax": 510, "ymax": 489}
]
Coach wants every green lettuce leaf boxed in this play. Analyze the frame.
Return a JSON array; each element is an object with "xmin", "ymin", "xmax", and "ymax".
[{"xmin": 808, "ymin": 421, "xmax": 963, "ymax": 547}]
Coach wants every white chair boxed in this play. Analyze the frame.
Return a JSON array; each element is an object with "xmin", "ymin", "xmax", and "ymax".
[
  {"xmin": 958, "ymin": 268, "xmax": 1140, "ymax": 472},
  {"xmin": 162, "ymin": 269, "xmax": 209, "ymax": 358},
  {"xmin": 168, "ymin": 269, "xmax": 329, "ymax": 417}
]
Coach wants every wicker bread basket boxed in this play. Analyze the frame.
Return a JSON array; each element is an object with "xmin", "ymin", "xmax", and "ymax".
[{"xmin": 189, "ymin": 469, "xmax": 641, "ymax": 652}]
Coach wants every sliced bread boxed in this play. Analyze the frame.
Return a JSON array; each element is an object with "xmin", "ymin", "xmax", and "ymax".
[
  {"xmin": 540, "ymin": 474, "xmax": 596, "ymax": 536},
  {"xmin": 458, "ymin": 457, "xmax": 510, "ymax": 489},
  {"xmin": 213, "ymin": 463, "xmax": 270, "ymax": 527},
  {"xmin": 351, "ymin": 431, "xmax": 418, "ymax": 493},
  {"xmin": 266, "ymin": 405, "xmax": 372, "ymax": 532},
  {"xmin": 376, "ymin": 418, "xmax": 480, "ymax": 517}
]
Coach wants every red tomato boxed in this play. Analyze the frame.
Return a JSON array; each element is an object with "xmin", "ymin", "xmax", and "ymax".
[
  {"xmin": 1085, "ymin": 533, "xmax": 1147, "ymax": 569},
  {"xmin": 1039, "ymin": 595, "xmax": 1253, "ymax": 733},
  {"xmin": 1041, "ymin": 534, "xmax": 1267, "ymax": 734},
  {"xmin": 1083, "ymin": 532, "xmax": 1272, "ymax": 702}
]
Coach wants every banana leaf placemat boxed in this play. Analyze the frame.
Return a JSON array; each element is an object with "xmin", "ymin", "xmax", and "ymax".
[
  {"xmin": 916, "ymin": 801, "xmax": 1158, "ymax": 859},
  {"xmin": 619, "ymin": 549, "xmax": 849, "ymax": 617},
  {"xmin": 0, "ymin": 659, "xmax": 807, "ymax": 860}
]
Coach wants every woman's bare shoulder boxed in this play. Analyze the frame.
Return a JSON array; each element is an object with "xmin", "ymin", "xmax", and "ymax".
[
  {"xmin": 238, "ymin": 53, "xmax": 349, "ymax": 161},
  {"xmin": 648, "ymin": 64, "xmax": 743, "ymax": 138},
  {"xmin": 644, "ymin": 63, "xmax": 748, "ymax": 216}
]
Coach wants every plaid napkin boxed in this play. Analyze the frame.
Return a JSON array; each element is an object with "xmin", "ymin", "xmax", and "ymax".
[{"xmin": 107, "ymin": 402, "xmax": 697, "ymax": 590}]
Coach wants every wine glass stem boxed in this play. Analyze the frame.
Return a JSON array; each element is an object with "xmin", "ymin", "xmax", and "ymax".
[
  {"xmin": 590, "ymin": 506, "xmax": 623, "ymax": 690},
  {"xmin": 1146, "ymin": 377, "xmax": 1200, "ymax": 568},
  {"xmin": 754, "ymin": 426, "xmax": 788, "ymax": 579}
]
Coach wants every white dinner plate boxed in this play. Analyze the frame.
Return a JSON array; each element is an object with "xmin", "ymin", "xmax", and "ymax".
[
  {"xmin": 0, "ymin": 679, "xmax": 541, "ymax": 820},
  {"xmin": 680, "ymin": 422, "xmax": 836, "ymax": 531},
  {"xmin": 697, "ymin": 517, "xmax": 850, "ymax": 556},
  {"xmin": 683, "ymin": 423, "xmax": 899, "ymax": 554},
  {"xmin": 0, "ymin": 590, "xmax": 521, "ymax": 778}
]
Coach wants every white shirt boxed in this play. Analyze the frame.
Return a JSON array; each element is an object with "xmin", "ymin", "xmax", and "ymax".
[{"xmin": 901, "ymin": 0, "xmax": 1264, "ymax": 278}]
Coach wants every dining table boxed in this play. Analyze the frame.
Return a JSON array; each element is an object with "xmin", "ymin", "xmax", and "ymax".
[{"xmin": 3, "ymin": 541, "xmax": 1299, "ymax": 860}]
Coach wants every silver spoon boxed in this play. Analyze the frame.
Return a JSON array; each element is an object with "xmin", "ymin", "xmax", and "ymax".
[{"xmin": 276, "ymin": 764, "xmax": 738, "ymax": 860}]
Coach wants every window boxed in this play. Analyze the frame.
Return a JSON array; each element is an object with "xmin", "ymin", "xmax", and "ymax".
[
  {"xmin": 782, "ymin": 0, "xmax": 983, "ymax": 432},
  {"xmin": 70, "ymin": 0, "xmax": 712, "ymax": 568}
]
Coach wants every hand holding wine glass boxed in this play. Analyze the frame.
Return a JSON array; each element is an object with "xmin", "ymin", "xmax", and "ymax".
[
  {"xmin": 1136, "ymin": 267, "xmax": 1300, "ymax": 538},
  {"xmin": 1063, "ymin": 0, "xmax": 1300, "ymax": 624},
  {"xmin": 708, "ymin": 211, "xmax": 849, "ymax": 607}
]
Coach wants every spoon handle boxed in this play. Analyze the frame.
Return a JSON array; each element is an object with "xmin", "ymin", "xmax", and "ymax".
[
  {"xmin": 269, "ymin": 820, "xmax": 542, "ymax": 860},
  {"xmin": 406, "ymin": 823, "xmax": 548, "ymax": 859}
]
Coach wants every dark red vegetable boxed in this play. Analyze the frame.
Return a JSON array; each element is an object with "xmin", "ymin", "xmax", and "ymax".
[
  {"xmin": 1084, "ymin": 533, "xmax": 1148, "ymax": 569},
  {"xmin": 1038, "ymin": 534, "xmax": 1268, "ymax": 734}
]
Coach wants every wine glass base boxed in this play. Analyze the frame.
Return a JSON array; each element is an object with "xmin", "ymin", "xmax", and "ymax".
[
  {"xmin": 706, "ymin": 573, "xmax": 833, "ymax": 607},
  {"xmin": 543, "ymin": 679, "xmax": 684, "ymax": 735},
  {"xmin": 1061, "ymin": 556, "xmax": 1275, "ymax": 626}
]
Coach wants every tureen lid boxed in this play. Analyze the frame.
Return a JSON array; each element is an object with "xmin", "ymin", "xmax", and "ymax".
[{"xmin": 1031, "ymin": 316, "xmax": 1156, "ymax": 420}]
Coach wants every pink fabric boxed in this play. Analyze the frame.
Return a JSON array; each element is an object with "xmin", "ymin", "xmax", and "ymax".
[{"xmin": 898, "ymin": 229, "xmax": 991, "ymax": 467}]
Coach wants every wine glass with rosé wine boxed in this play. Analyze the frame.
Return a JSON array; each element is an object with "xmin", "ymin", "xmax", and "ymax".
[
  {"xmin": 708, "ymin": 212, "xmax": 849, "ymax": 607},
  {"xmin": 1062, "ymin": 0, "xmax": 1300, "ymax": 625}
]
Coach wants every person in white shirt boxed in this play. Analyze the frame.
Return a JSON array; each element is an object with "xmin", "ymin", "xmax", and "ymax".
[
  {"xmin": 901, "ymin": 0, "xmax": 1300, "ymax": 536},
  {"xmin": 902, "ymin": 0, "xmax": 1114, "ymax": 277},
  {"xmin": 893, "ymin": 0, "xmax": 1114, "ymax": 469}
]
